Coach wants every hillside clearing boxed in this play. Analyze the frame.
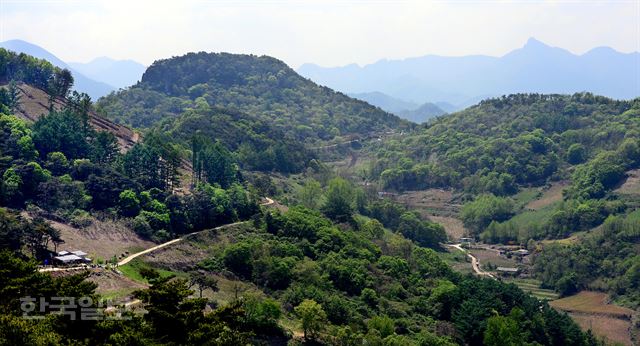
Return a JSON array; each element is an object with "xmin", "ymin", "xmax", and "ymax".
[
  {"xmin": 428, "ymin": 215, "xmax": 466, "ymax": 240},
  {"xmin": 550, "ymin": 291, "xmax": 636, "ymax": 346},
  {"xmin": 526, "ymin": 181, "xmax": 568, "ymax": 210},
  {"xmin": 615, "ymin": 168, "xmax": 640, "ymax": 196},
  {"xmin": 30, "ymin": 213, "xmax": 156, "ymax": 261}
]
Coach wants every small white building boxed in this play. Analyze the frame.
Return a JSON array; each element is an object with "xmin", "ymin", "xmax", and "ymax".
[{"xmin": 54, "ymin": 250, "xmax": 91, "ymax": 265}]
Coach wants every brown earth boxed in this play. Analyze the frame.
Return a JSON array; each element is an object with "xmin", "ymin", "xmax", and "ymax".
[
  {"xmin": 86, "ymin": 268, "xmax": 148, "ymax": 301},
  {"xmin": 34, "ymin": 214, "xmax": 156, "ymax": 261},
  {"xmin": 550, "ymin": 291, "xmax": 636, "ymax": 346},
  {"xmin": 9, "ymin": 83, "xmax": 139, "ymax": 151},
  {"xmin": 468, "ymin": 248, "xmax": 519, "ymax": 269},
  {"xmin": 526, "ymin": 181, "xmax": 568, "ymax": 210},
  {"xmin": 428, "ymin": 215, "xmax": 467, "ymax": 240},
  {"xmin": 615, "ymin": 168, "xmax": 640, "ymax": 196},
  {"xmin": 570, "ymin": 314, "xmax": 634, "ymax": 346},
  {"xmin": 395, "ymin": 189, "xmax": 462, "ymax": 217}
]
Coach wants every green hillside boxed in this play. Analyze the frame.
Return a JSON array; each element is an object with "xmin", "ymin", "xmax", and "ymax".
[{"xmin": 97, "ymin": 52, "xmax": 411, "ymax": 143}]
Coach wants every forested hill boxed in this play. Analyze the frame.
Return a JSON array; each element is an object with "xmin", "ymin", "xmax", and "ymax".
[
  {"xmin": 0, "ymin": 48, "xmax": 138, "ymax": 150},
  {"xmin": 373, "ymin": 93, "xmax": 639, "ymax": 195},
  {"xmin": 97, "ymin": 52, "xmax": 411, "ymax": 142}
]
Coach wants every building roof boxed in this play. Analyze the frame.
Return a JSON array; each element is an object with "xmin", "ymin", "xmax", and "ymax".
[
  {"xmin": 513, "ymin": 249, "xmax": 529, "ymax": 255},
  {"xmin": 71, "ymin": 250, "xmax": 88, "ymax": 257},
  {"xmin": 54, "ymin": 254, "xmax": 83, "ymax": 262},
  {"xmin": 497, "ymin": 267, "xmax": 519, "ymax": 272},
  {"xmin": 57, "ymin": 251, "xmax": 70, "ymax": 256}
]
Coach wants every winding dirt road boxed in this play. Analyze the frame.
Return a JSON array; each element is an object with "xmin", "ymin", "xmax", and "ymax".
[
  {"xmin": 39, "ymin": 197, "xmax": 276, "ymax": 272},
  {"xmin": 449, "ymin": 244, "xmax": 496, "ymax": 279}
]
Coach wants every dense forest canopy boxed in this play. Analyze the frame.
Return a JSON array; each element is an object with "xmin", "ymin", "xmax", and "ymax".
[
  {"xmin": 371, "ymin": 93, "xmax": 638, "ymax": 195},
  {"xmin": 0, "ymin": 48, "xmax": 73, "ymax": 99},
  {"xmin": 97, "ymin": 52, "xmax": 411, "ymax": 143},
  {"xmin": 0, "ymin": 49, "xmax": 628, "ymax": 345}
]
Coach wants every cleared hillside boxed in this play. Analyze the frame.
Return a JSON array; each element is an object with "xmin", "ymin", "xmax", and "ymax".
[{"xmin": 9, "ymin": 83, "xmax": 138, "ymax": 151}]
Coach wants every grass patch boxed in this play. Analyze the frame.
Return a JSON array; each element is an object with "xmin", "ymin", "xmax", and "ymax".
[
  {"xmin": 100, "ymin": 288, "xmax": 139, "ymax": 301},
  {"xmin": 118, "ymin": 258, "xmax": 179, "ymax": 283},
  {"xmin": 508, "ymin": 201, "xmax": 560, "ymax": 229},
  {"xmin": 550, "ymin": 291, "xmax": 634, "ymax": 318},
  {"xmin": 505, "ymin": 278, "xmax": 559, "ymax": 301},
  {"xmin": 512, "ymin": 188, "xmax": 542, "ymax": 209},
  {"xmin": 439, "ymin": 247, "xmax": 473, "ymax": 274}
]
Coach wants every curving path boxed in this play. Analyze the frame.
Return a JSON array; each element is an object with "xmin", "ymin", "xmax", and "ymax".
[
  {"xmin": 117, "ymin": 221, "xmax": 245, "ymax": 266},
  {"xmin": 40, "ymin": 197, "xmax": 276, "ymax": 272},
  {"xmin": 448, "ymin": 244, "xmax": 495, "ymax": 279}
]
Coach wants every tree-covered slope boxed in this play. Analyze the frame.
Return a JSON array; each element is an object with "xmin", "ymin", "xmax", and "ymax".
[
  {"xmin": 97, "ymin": 52, "xmax": 411, "ymax": 143},
  {"xmin": 369, "ymin": 93, "xmax": 640, "ymax": 307},
  {"xmin": 372, "ymin": 93, "xmax": 638, "ymax": 195}
]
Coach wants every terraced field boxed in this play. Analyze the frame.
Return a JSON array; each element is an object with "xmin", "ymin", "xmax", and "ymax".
[
  {"xmin": 550, "ymin": 291, "xmax": 636, "ymax": 346},
  {"xmin": 505, "ymin": 278, "xmax": 559, "ymax": 300}
]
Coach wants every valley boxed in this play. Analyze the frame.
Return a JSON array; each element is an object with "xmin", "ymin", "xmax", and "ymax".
[{"xmin": 0, "ymin": 30, "xmax": 638, "ymax": 346}]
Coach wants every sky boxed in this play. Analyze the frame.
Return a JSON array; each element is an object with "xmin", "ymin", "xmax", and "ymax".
[{"xmin": 0, "ymin": 0, "xmax": 638, "ymax": 68}]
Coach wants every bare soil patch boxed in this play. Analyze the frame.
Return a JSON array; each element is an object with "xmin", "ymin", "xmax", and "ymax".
[
  {"xmin": 86, "ymin": 268, "xmax": 148, "ymax": 301},
  {"xmin": 550, "ymin": 291, "xmax": 634, "ymax": 318},
  {"xmin": 526, "ymin": 181, "xmax": 568, "ymax": 210},
  {"xmin": 395, "ymin": 189, "xmax": 461, "ymax": 216},
  {"xmin": 551, "ymin": 291, "xmax": 636, "ymax": 346},
  {"xmin": 40, "ymin": 215, "xmax": 155, "ymax": 261},
  {"xmin": 615, "ymin": 168, "xmax": 640, "ymax": 196},
  {"xmin": 570, "ymin": 314, "xmax": 634, "ymax": 346},
  {"xmin": 429, "ymin": 215, "xmax": 467, "ymax": 240}
]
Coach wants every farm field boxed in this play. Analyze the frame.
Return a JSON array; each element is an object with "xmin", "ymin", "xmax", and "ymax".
[
  {"xmin": 468, "ymin": 247, "xmax": 519, "ymax": 269},
  {"xmin": 429, "ymin": 215, "xmax": 466, "ymax": 240},
  {"xmin": 504, "ymin": 278, "xmax": 559, "ymax": 301},
  {"xmin": 615, "ymin": 168, "xmax": 640, "ymax": 196},
  {"xmin": 550, "ymin": 291, "xmax": 636, "ymax": 346},
  {"xmin": 395, "ymin": 189, "xmax": 462, "ymax": 217}
]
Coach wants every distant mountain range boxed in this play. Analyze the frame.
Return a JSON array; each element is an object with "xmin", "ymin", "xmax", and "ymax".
[
  {"xmin": 0, "ymin": 39, "xmax": 145, "ymax": 99},
  {"xmin": 348, "ymin": 92, "xmax": 447, "ymax": 123},
  {"xmin": 348, "ymin": 91, "xmax": 419, "ymax": 113},
  {"xmin": 69, "ymin": 57, "xmax": 146, "ymax": 90},
  {"xmin": 298, "ymin": 38, "xmax": 640, "ymax": 106}
]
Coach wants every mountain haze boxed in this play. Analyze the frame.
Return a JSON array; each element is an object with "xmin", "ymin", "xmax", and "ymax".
[
  {"xmin": 348, "ymin": 91, "xmax": 418, "ymax": 113},
  {"xmin": 298, "ymin": 38, "xmax": 640, "ymax": 105},
  {"xmin": 70, "ymin": 57, "xmax": 146, "ymax": 90},
  {"xmin": 0, "ymin": 39, "xmax": 115, "ymax": 99}
]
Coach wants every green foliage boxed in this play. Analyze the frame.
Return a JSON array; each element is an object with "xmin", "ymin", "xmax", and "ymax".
[
  {"xmin": 397, "ymin": 212, "xmax": 446, "ymax": 248},
  {"xmin": 298, "ymin": 178, "xmax": 322, "ymax": 209},
  {"xmin": 0, "ymin": 48, "xmax": 74, "ymax": 97},
  {"xmin": 567, "ymin": 143, "xmax": 587, "ymax": 164},
  {"xmin": 373, "ymin": 93, "xmax": 634, "ymax": 194},
  {"xmin": 483, "ymin": 310, "xmax": 527, "ymax": 346},
  {"xmin": 295, "ymin": 299, "xmax": 327, "ymax": 340},
  {"xmin": 534, "ymin": 212, "xmax": 640, "ymax": 306},
  {"xmin": 118, "ymin": 189, "xmax": 141, "ymax": 217},
  {"xmin": 321, "ymin": 177, "xmax": 355, "ymax": 223},
  {"xmin": 191, "ymin": 135, "xmax": 238, "ymax": 188},
  {"xmin": 32, "ymin": 108, "xmax": 94, "ymax": 160},
  {"xmin": 367, "ymin": 315, "xmax": 395, "ymax": 338},
  {"xmin": 98, "ymin": 52, "xmax": 408, "ymax": 142},
  {"xmin": 0, "ymin": 113, "xmax": 37, "ymax": 160},
  {"xmin": 461, "ymin": 194, "xmax": 514, "ymax": 236}
]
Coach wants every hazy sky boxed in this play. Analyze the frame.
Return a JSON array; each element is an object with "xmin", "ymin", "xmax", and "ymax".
[{"xmin": 1, "ymin": 0, "xmax": 638, "ymax": 68}]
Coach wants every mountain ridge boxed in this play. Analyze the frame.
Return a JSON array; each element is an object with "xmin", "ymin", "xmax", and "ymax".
[
  {"xmin": 0, "ymin": 39, "xmax": 116, "ymax": 99},
  {"xmin": 69, "ymin": 56, "xmax": 146, "ymax": 89},
  {"xmin": 298, "ymin": 37, "xmax": 640, "ymax": 105}
]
